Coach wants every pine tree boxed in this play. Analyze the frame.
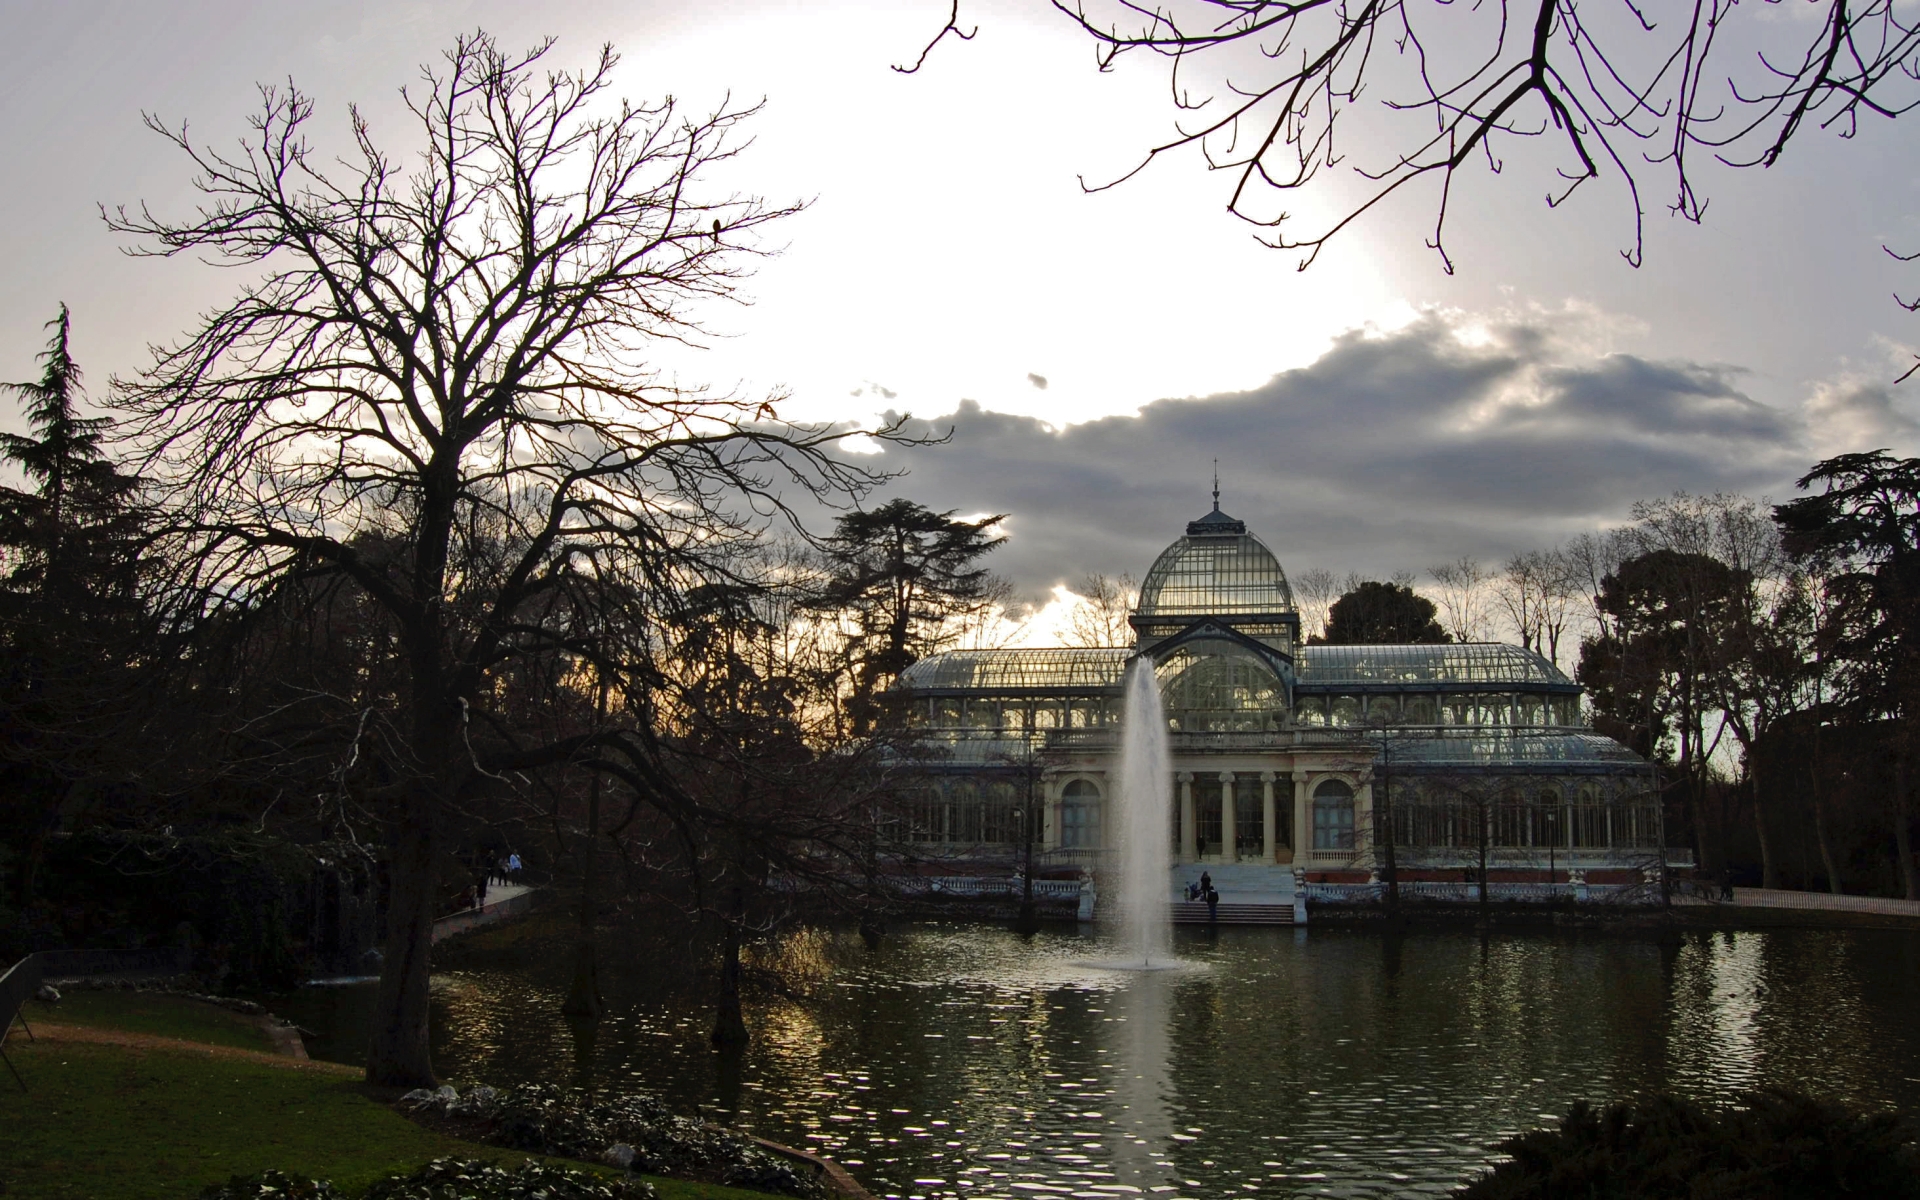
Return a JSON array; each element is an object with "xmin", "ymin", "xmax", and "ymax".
[{"xmin": 0, "ymin": 305, "xmax": 146, "ymax": 907}]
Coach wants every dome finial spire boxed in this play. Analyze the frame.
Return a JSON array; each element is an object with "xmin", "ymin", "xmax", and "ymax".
[{"xmin": 1212, "ymin": 457, "xmax": 1220, "ymax": 511}]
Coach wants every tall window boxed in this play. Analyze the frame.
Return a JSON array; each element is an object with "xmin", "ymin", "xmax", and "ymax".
[
  {"xmin": 1061, "ymin": 779, "xmax": 1103, "ymax": 849},
  {"xmin": 1312, "ymin": 780, "xmax": 1355, "ymax": 850},
  {"xmin": 1195, "ymin": 777, "xmax": 1224, "ymax": 854}
]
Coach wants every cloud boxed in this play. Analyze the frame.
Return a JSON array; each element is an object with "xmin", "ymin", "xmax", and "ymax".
[
  {"xmin": 1027, "ymin": 372, "xmax": 1049, "ymax": 390},
  {"xmin": 1803, "ymin": 375, "xmax": 1920, "ymax": 458},
  {"xmin": 864, "ymin": 308, "xmax": 1831, "ymax": 599}
]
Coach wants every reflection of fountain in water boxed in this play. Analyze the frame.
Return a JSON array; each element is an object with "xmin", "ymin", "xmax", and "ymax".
[
  {"xmin": 1106, "ymin": 970, "xmax": 1178, "ymax": 1191},
  {"xmin": 1112, "ymin": 658, "xmax": 1174, "ymax": 967}
]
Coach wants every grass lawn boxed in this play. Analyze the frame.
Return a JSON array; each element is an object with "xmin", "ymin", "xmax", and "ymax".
[
  {"xmin": 0, "ymin": 1000, "xmax": 779, "ymax": 1200},
  {"xmin": 21, "ymin": 991, "xmax": 271, "ymax": 1051}
]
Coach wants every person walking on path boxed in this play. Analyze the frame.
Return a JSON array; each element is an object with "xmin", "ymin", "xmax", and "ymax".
[{"xmin": 507, "ymin": 852, "xmax": 523, "ymax": 884}]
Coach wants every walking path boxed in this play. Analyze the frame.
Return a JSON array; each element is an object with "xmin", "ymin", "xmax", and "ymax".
[
  {"xmin": 431, "ymin": 883, "xmax": 537, "ymax": 943},
  {"xmin": 3, "ymin": 1021, "xmax": 355, "ymax": 1072},
  {"xmin": 1673, "ymin": 885, "xmax": 1920, "ymax": 919}
]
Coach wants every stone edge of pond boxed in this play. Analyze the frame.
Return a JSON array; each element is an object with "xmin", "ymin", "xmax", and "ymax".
[
  {"xmin": 735, "ymin": 1132, "xmax": 879, "ymax": 1200},
  {"xmin": 1304, "ymin": 903, "xmax": 1920, "ymax": 932}
]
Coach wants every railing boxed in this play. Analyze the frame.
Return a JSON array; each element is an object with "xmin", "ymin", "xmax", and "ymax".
[
  {"xmin": 1301, "ymin": 880, "xmax": 1654, "ymax": 905},
  {"xmin": 2, "ymin": 944, "xmax": 201, "ymax": 1092},
  {"xmin": 1, "ymin": 953, "xmax": 43, "ymax": 1090},
  {"xmin": 33, "ymin": 947, "xmax": 188, "ymax": 978},
  {"xmin": 887, "ymin": 876, "xmax": 1085, "ymax": 900}
]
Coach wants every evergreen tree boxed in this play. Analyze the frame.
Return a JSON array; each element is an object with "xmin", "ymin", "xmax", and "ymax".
[
  {"xmin": 817, "ymin": 499, "xmax": 1005, "ymax": 734},
  {"xmin": 0, "ymin": 305, "xmax": 145, "ymax": 907},
  {"xmin": 1317, "ymin": 580, "xmax": 1449, "ymax": 645},
  {"xmin": 1775, "ymin": 451, "xmax": 1920, "ymax": 899}
]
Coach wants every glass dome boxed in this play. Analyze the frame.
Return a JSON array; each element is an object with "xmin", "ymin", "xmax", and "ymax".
[{"xmin": 1135, "ymin": 504, "xmax": 1295, "ymax": 617}]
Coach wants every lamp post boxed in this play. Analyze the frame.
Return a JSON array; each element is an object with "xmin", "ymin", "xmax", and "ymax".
[{"xmin": 1016, "ymin": 736, "xmax": 1040, "ymax": 935}]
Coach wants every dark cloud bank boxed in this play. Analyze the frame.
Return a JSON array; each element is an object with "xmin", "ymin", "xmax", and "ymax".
[{"xmin": 861, "ymin": 311, "xmax": 1904, "ymax": 600}]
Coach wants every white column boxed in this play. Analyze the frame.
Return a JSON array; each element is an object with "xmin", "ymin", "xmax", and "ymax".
[
  {"xmin": 1358, "ymin": 780, "xmax": 1374, "ymax": 852},
  {"xmin": 1041, "ymin": 776, "xmax": 1060, "ymax": 851},
  {"xmin": 1294, "ymin": 775, "xmax": 1311, "ymax": 859},
  {"xmin": 1261, "ymin": 771, "xmax": 1277, "ymax": 863},
  {"xmin": 1178, "ymin": 772, "xmax": 1196, "ymax": 862},
  {"xmin": 1219, "ymin": 772, "xmax": 1237, "ymax": 862}
]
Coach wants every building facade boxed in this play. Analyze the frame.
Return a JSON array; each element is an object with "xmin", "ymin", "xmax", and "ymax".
[{"xmin": 895, "ymin": 501, "xmax": 1674, "ymax": 890}]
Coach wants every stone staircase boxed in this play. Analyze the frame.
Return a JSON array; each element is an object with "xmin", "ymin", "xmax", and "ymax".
[
  {"xmin": 1167, "ymin": 863, "xmax": 1302, "ymax": 925},
  {"xmin": 1170, "ymin": 899, "xmax": 1299, "ymax": 925}
]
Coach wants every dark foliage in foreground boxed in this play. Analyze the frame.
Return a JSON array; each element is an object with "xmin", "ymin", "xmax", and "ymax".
[
  {"xmin": 199, "ymin": 1169, "xmax": 338, "ymax": 1199},
  {"xmin": 199, "ymin": 1159, "xmax": 657, "ymax": 1200},
  {"xmin": 1455, "ymin": 1089, "xmax": 1920, "ymax": 1200},
  {"xmin": 401, "ymin": 1083, "xmax": 823, "ymax": 1198}
]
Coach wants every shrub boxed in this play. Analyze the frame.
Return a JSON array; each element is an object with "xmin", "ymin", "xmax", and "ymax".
[
  {"xmin": 1455, "ymin": 1089, "xmax": 1920, "ymax": 1200},
  {"xmin": 400, "ymin": 1083, "xmax": 824, "ymax": 1198},
  {"xmin": 198, "ymin": 1169, "xmax": 338, "ymax": 1199},
  {"xmin": 363, "ymin": 1158, "xmax": 656, "ymax": 1200},
  {"xmin": 199, "ymin": 1159, "xmax": 656, "ymax": 1200}
]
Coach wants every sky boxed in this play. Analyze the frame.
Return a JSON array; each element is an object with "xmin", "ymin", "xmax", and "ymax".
[{"xmin": 4, "ymin": 0, "xmax": 1920, "ymax": 611}]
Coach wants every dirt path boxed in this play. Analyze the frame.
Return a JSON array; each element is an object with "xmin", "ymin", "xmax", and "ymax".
[{"xmin": 3, "ymin": 1022, "xmax": 358, "ymax": 1074}]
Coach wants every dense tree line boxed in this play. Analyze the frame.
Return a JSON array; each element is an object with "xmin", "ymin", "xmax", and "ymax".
[{"xmin": 1289, "ymin": 484, "xmax": 1920, "ymax": 900}]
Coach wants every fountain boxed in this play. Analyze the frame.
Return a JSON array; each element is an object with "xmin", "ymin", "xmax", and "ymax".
[{"xmin": 1111, "ymin": 656, "xmax": 1174, "ymax": 967}]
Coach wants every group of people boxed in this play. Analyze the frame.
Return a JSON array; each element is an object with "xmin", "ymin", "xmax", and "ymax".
[
  {"xmin": 456, "ymin": 851, "xmax": 524, "ymax": 912},
  {"xmin": 1186, "ymin": 870, "xmax": 1220, "ymax": 920}
]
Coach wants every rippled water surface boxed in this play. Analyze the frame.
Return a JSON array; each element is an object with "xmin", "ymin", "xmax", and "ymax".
[{"xmin": 284, "ymin": 923, "xmax": 1920, "ymax": 1199}]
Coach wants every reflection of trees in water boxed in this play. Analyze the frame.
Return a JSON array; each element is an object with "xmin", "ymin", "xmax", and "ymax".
[{"xmin": 286, "ymin": 923, "xmax": 1920, "ymax": 1197}]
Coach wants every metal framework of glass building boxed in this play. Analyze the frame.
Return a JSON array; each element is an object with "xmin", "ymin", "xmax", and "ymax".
[{"xmin": 893, "ymin": 500, "xmax": 1671, "ymax": 883}]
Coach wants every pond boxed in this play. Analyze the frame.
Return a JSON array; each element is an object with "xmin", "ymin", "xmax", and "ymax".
[{"xmin": 280, "ymin": 921, "xmax": 1920, "ymax": 1199}]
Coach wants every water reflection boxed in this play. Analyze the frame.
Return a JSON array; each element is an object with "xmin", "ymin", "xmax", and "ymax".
[{"xmin": 278, "ymin": 923, "xmax": 1920, "ymax": 1200}]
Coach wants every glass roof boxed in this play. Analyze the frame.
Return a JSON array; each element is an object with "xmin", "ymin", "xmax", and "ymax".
[
  {"xmin": 899, "ymin": 642, "xmax": 1574, "ymax": 694},
  {"xmin": 1136, "ymin": 508, "xmax": 1295, "ymax": 617},
  {"xmin": 1375, "ymin": 729, "xmax": 1645, "ymax": 767},
  {"xmin": 1298, "ymin": 643, "xmax": 1571, "ymax": 687},
  {"xmin": 897, "ymin": 648, "xmax": 1129, "ymax": 692}
]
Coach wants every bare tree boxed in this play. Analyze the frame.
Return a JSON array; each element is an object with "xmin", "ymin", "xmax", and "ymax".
[
  {"xmin": 1293, "ymin": 566, "xmax": 1338, "ymax": 642},
  {"xmin": 1428, "ymin": 556, "xmax": 1494, "ymax": 644},
  {"xmin": 1493, "ymin": 552, "xmax": 1545, "ymax": 656},
  {"xmin": 909, "ymin": 3, "xmax": 1920, "ymax": 272},
  {"xmin": 1564, "ymin": 529, "xmax": 1628, "ymax": 642},
  {"xmin": 1633, "ymin": 493, "xmax": 1800, "ymax": 888},
  {"xmin": 1066, "ymin": 571, "xmax": 1139, "ymax": 647},
  {"xmin": 1491, "ymin": 548, "xmax": 1582, "ymax": 666},
  {"xmin": 1535, "ymin": 547, "xmax": 1584, "ymax": 671},
  {"xmin": 108, "ymin": 34, "xmax": 893, "ymax": 1087}
]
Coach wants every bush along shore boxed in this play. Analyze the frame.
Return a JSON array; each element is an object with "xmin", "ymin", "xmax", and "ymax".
[
  {"xmin": 201, "ymin": 1160, "xmax": 659, "ymax": 1200},
  {"xmin": 1455, "ymin": 1089, "xmax": 1920, "ymax": 1200},
  {"xmin": 397, "ymin": 1084, "xmax": 827, "ymax": 1199}
]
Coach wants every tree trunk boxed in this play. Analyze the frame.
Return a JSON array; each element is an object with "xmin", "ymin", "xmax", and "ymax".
[
  {"xmin": 1809, "ymin": 762, "xmax": 1844, "ymax": 895},
  {"xmin": 1749, "ymin": 765, "xmax": 1777, "ymax": 891},
  {"xmin": 1478, "ymin": 801, "xmax": 1491, "ymax": 925},
  {"xmin": 712, "ymin": 887, "xmax": 749, "ymax": 1046},
  {"xmin": 366, "ymin": 793, "xmax": 439, "ymax": 1088},
  {"xmin": 13, "ymin": 778, "xmax": 70, "ymax": 910},
  {"xmin": 562, "ymin": 770, "xmax": 604, "ymax": 1020},
  {"xmin": 1896, "ymin": 757, "xmax": 1920, "ymax": 901},
  {"xmin": 1380, "ymin": 774, "xmax": 1400, "ymax": 913}
]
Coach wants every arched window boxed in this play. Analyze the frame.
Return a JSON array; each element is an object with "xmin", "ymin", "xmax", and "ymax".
[
  {"xmin": 1060, "ymin": 779, "xmax": 1103, "ymax": 849},
  {"xmin": 1156, "ymin": 642, "xmax": 1286, "ymax": 733},
  {"xmin": 1312, "ymin": 779, "xmax": 1355, "ymax": 850}
]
